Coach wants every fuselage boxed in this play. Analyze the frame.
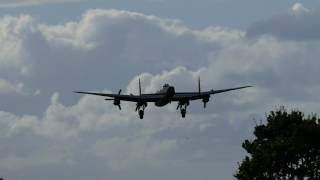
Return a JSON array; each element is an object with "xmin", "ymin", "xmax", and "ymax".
[{"xmin": 155, "ymin": 84, "xmax": 175, "ymax": 107}]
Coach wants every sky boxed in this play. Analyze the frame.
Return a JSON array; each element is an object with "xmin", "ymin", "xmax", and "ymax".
[{"xmin": 1, "ymin": 1, "xmax": 320, "ymax": 180}]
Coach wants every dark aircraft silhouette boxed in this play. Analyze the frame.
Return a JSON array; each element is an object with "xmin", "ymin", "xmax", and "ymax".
[{"xmin": 74, "ymin": 78, "xmax": 251, "ymax": 119}]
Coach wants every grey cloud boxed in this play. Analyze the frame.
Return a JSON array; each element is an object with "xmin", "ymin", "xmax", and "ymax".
[
  {"xmin": 246, "ymin": 3, "xmax": 320, "ymax": 41},
  {"xmin": 0, "ymin": 79, "xmax": 26, "ymax": 95},
  {"xmin": 0, "ymin": 0, "xmax": 83, "ymax": 8}
]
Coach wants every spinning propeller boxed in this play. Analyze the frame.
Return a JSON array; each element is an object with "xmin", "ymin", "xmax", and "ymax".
[{"xmin": 105, "ymin": 89, "xmax": 122, "ymax": 110}]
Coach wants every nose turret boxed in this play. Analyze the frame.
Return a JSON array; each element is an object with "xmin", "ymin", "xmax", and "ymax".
[{"xmin": 167, "ymin": 86, "xmax": 175, "ymax": 97}]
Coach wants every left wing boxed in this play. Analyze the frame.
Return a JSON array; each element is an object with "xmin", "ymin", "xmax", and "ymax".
[
  {"xmin": 172, "ymin": 86, "xmax": 252, "ymax": 101},
  {"xmin": 210, "ymin": 86, "xmax": 252, "ymax": 94}
]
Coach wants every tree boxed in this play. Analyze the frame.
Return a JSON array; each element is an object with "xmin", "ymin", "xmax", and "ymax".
[{"xmin": 235, "ymin": 107, "xmax": 320, "ymax": 180}]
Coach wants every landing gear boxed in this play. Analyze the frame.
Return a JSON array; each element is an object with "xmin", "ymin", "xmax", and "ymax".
[
  {"xmin": 136, "ymin": 102, "xmax": 147, "ymax": 119},
  {"xmin": 139, "ymin": 110, "xmax": 144, "ymax": 119},
  {"xmin": 177, "ymin": 101, "xmax": 189, "ymax": 118},
  {"xmin": 181, "ymin": 109, "xmax": 186, "ymax": 118}
]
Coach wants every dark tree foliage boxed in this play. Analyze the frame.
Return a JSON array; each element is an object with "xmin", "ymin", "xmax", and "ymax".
[{"xmin": 235, "ymin": 107, "xmax": 320, "ymax": 180}]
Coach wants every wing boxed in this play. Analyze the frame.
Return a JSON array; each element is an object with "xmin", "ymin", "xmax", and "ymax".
[
  {"xmin": 172, "ymin": 86, "xmax": 252, "ymax": 101},
  {"xmin": 73, "ymin": 91, "xmax": 164, "ymax": 102},
  {"xmin": 172, "ymin": 92, "xmax": 210, "ymax": 101},
  {"xmin": 211, "ymin": 86, "xmax": 252, "ymax": 94}
]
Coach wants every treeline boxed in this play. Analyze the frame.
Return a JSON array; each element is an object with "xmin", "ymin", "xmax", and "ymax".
[{"xmin": 235, "ymin": 107, "xmax": 320, "ymax": 179}]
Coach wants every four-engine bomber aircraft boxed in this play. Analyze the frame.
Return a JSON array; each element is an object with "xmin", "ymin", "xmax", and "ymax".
[{"xmin": 74, "ymin": 78, "xmax": 251, "ymax": 119}]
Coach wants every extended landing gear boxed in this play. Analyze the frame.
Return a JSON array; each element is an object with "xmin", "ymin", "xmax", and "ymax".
[
  {"xmin": 177, "ymin": 101, "xmax": 189, "ymax": 118},
  {"xmin": 139, "ymin": 110, "xmax": 144, "ymax": 119},
  {"xmin": 181, "ymin": 109, "xmax": 186, "ymax": 118},
  {"xmin": 136, "ymin": 102, "xmax": 147, "ymax": 119}
]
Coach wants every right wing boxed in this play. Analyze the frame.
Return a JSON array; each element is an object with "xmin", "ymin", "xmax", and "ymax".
[{"xmin": 73, "ymin": 91, "xmax": 164, "ymax": 102}]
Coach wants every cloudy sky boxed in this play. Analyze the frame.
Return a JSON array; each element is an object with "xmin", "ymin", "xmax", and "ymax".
[{"xmin": 1, "ymin": 1, "xmax": 320, "ymax": 180}]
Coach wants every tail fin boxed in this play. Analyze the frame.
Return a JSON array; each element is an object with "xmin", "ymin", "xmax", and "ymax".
[{"xmin": 198, "ymin": 77, "xmax": 201, "ymax": 94}]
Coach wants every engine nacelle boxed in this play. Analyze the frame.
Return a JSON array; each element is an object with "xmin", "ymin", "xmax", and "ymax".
[
  {"xmin": 202, "ymin": 96, "xmax": 210, "ymax": 103},
  {"xmin": 202, "ymin": 96, "xmax": 210, "ymax": 108},
  {"xmin": 137, "ymin": 102, "xmax": 147, "ymax": 108},
  {"xmin": 113, "ymin": 99, "xmax": 120, "ymax": 106},
  {"xmin": 136, "ymin": 102, "xmax": 148, "ymax": 111}
]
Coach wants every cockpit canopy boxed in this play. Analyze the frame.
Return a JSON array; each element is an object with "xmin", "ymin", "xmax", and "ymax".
[
  {"xmin": 163, "ymin": 84, "xmax": 170, "ymax": 88},
  {"xmin": 157, "ymin": 83, "xmax": 172, "ymax": 93}
]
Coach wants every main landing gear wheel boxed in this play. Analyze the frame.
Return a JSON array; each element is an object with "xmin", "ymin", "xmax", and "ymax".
[
  {"xmin": 139, "ymin": 110, "xmax": 144, "ymax": 119},
  {"xmin": 181, "ymin": 109, "xmax": 186, "ymax": 118}
]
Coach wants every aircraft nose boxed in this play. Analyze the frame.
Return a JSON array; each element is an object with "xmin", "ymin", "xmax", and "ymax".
[{"xmin": 169, "ymin": 87, "xmax": 175, "ymax": 96}]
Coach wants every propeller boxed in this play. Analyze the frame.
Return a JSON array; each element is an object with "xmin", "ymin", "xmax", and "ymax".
[
  {"xmin": 117, "ymin": 104, "xmax": 122, "ymax": 110},
  {"xmin": 135, "ymin": 79, "xmax": 143, "ymax": 112},
  {"xmin": 139, "ymin": 78, "xmax": 142, "ymax": 97},
  {"xmin": 105, "ymin": 89, "xmax": 122, "ymax": 110},
  {"xmin": 199, "ymin": 77, "xmax": 208, "ymax": 108},
  {"xmin": 117, "ymin": 89, "xmax": 122, "ymax": 110},
  {"xmin": 202, "ymin": 96, "xmax": 210, "ymax": 109}
]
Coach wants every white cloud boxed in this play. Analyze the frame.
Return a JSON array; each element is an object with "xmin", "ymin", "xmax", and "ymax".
[
  {"xmin": 246, "ymin": 3, "xmax": 320, "ymax": 41},
  {"xmin": 0, "ymin": 7, "xmax": 320, "ymax": 180},
  {"xmin": 0, "ymin": 15, "xmax": 34, "ymax": 75},
  {"xmin": 0, "ymin": 79, "xmax": 26, "ymax": 95},
  {"xmin": 94, "ymin": 137, "xmax": 177, "ymax": 170},
  {"xmin": 291, "ymin": 3, "xmax": 309, "ymax": 16},
  {"xmin": 0, "ymin": 91, "xmax": 215, "ymax": 172}
]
